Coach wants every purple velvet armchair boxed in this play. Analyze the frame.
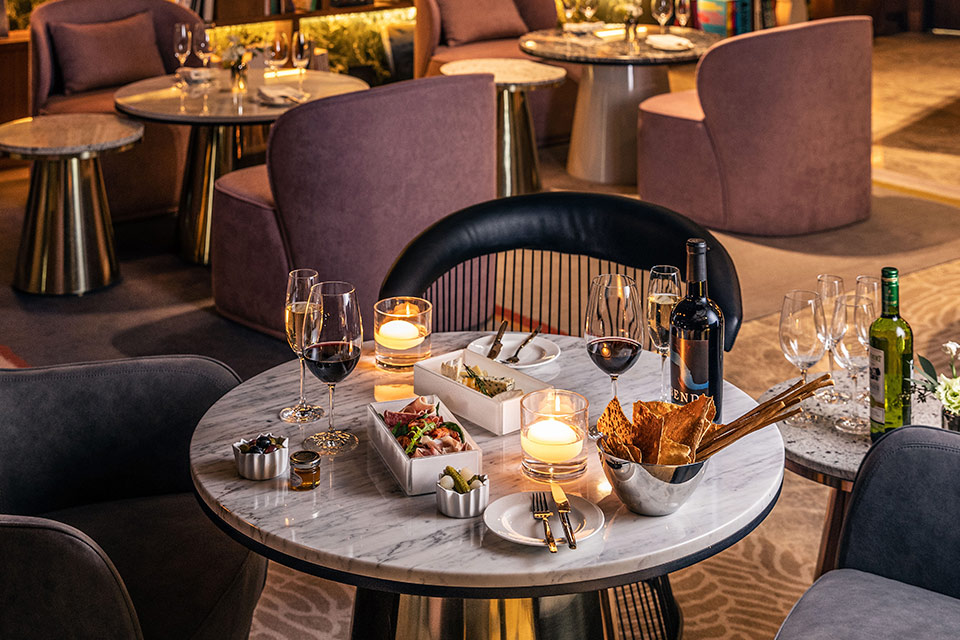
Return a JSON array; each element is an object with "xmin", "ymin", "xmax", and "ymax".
[
  {"xmin": 637, "ymin": 17, "xmax": 873, "ymax": 236},
  {"xmin": 210, "ymin": 74, "xmax": 497, "ymax": 339},
  {"xmin": 414, "ymin": 0, "xmax": 578, "ymax": 145},
  {"xmin": 30, "ymin": 0, "xmax": 201, "ymax": 221}
]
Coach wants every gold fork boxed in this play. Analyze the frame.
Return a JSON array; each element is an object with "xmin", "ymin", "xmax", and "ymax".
[{"xmin": 532, "ymin": 492, "xmax": 558, "ymax": 553}]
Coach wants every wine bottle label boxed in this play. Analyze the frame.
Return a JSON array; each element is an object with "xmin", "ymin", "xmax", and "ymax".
[
  {"xmin": 868, "ymin": 346, "xmax": 884, "ymax": 423},
  {"xmin": 671, "ymin": 338, "xmax": 709, "ymax": 405}
]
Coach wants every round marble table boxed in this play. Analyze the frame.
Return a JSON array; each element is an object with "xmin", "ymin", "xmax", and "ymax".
[
  {"xmin": 520, "ymin": 27, "xmax": 719, "ymax": 185},
  {"xmin": 0, "ymin": 113, "xmax": 143, "ymax": 295},
  {"xmin": 115, "ymin": 69, "xmax": 368, "ymax": 264},
  {"xmin": 192, "ymin": 332, "xmax": 783, "ymax": 639},
  {"xmin": 764, "ymin": 374, "xmax": 941, "ymax": 578},
  {"xmin": 440, "ymin": 58, "xmax": 566, "ymax": 198}
]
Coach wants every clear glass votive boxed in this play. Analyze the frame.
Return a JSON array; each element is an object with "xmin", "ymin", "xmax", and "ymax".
[
  {"xmin": 373, "ymin": 297, "xmax": 432, "ymax": 370},
  {"xmin": 520, "ymin": 389, "xmax": 589, "ymax": 481}
]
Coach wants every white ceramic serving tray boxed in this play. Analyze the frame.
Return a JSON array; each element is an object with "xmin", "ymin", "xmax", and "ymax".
[
  {"xmin": 413, "ymin": 349, "xmax": 552, "ymax": 435},
  {"xmin": 367, "ymin": 397, "xmax": 481, "ymax": 496}
]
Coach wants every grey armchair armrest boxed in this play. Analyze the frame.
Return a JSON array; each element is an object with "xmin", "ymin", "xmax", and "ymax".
[{"xmin": 0, "ymin": 355, "xmax": 240, "ymax": 516}]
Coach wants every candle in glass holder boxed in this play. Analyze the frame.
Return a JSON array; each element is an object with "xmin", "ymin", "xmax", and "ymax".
[
  {"xmin": 374, "ymin": 297, "xmax": 432, "ymax": 370},
  {"xmin": 520, "ymin": 389, "xmax": 588, "ymax": 481}
]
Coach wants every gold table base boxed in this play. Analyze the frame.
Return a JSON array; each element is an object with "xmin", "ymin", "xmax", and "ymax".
[
  {"xmin": 14, "ymin": 156, "xmax": 119, "ymax": 295},
  {"xmin": 497, "ymin": 88, "xmax": 541, "ymax": 198}
]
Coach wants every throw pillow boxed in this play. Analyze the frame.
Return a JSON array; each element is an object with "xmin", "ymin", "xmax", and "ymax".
[
  {"xmin": 49, "ymin": 11, "xmax": 166, "ymax": 94},
  {"xmin": 437, "ymin": 0, "xmax": 529, "ymax": 47}
]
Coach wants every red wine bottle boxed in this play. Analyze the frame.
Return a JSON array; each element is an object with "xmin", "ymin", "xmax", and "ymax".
[{"xmin": 669, "ymin": 238, "xmax": 724, "ymax": 421}]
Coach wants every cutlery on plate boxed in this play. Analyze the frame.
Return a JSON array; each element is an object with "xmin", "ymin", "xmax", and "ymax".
[
  {"xmin": 504, "ymin": 326, "xmax": 541, "ymax": 364},
  {"xmin": 486, "ymin": 320, "xmax": 509, "ymax": 359},
  {"xmin": 532, "ymin": 492, "xmax": 558, "ymax": 553},
  {"xmin": 550, "ymin": 483, "xmax": 577, "ymax": 549}
]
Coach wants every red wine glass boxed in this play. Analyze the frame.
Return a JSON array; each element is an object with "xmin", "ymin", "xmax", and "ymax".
[{"xmin": 303, "ymin": 281, "xmax": 362, "ymax": 455}]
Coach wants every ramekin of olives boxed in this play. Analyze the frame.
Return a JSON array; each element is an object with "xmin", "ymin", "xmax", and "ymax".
[{"xmin": 232, "ymin": 433, "xmax": 289, "ymax": 480}]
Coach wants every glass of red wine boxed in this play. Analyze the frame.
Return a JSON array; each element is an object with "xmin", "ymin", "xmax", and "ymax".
[
  {"xmin": 584, "ymin": 274, "xmax": 643, "ymax": 435},
  {"xmin": 303, "ymin": 281, "xmax": 362, "ymax": 455}
]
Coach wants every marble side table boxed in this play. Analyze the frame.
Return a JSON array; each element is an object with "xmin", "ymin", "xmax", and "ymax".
[
  {"xmin": 0, "ymin": 114, "xmax": 143, "ymax": 295},
  {"xmin": 765, "ymin": 375, "xmax": 941, "ymax": 578},
  {"xmin": 440, "ymin": 58, "xmax": 566, "ymax": 197}
]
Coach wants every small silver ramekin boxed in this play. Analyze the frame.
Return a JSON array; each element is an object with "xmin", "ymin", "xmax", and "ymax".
[
  {"xmin": 436, "ymin": 475, "xmax": 490, "ymax": 518},
  {"xmin": 232, "ymin": 440, "xmax": 289, "ymax": 481},
  {"xmin": 598, "ymin": 438, "xmax": 710, "ymax": 516}
]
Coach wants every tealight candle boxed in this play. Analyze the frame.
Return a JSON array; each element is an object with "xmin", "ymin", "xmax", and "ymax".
[
  {"xmin": 521, "ymin": 418, "xmax": 584, "ymax": 464},
  {"xmin": 376, "ymin": 319, "xmax": 425, "ymax": 351},
  {"xmin": 520, "ymin": 389, "xmax": 589, "ymax": 481},
  {"xmin": 373, "ymin": 297, "xmax": 432, "ymax": 370}
]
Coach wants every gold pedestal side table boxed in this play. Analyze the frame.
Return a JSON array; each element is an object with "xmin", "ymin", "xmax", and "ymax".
[
  {"xmin": 0, "ymin": 114, "xmax": 143, "ymax": 295},
  {"xmin": 440, "ymin": 58, "xmax": 566, "ymax": 198}
]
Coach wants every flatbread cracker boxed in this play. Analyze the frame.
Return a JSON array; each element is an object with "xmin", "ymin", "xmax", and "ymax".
[
  {"xmin": 657, "ymin": 438, "xmax": 693, "ymax": 465},
  {"xmin": 632, "ymin": 402, "xmax": 665, "ymax": 464},
  {"xmin": 662, "ymin": 395, "xmax": 715, "ymax": 452}
]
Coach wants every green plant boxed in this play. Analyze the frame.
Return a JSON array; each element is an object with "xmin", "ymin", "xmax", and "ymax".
[
  {"xmin": 914, "ymin": 342, "xmax": 960, "ymax": 414},
  {"xmin": 6, "ymin": 0, "xmax": 46, "ymax": 31}
]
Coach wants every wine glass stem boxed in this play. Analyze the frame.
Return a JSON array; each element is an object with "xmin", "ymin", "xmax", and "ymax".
[
  {"xmin": 851, "ymin": 372, "xmax": 859, "ymax": 415},
  {"xmin": 659, "ymin": 353, "xmax": 668, "ymax": 402},
  {"xmin": 297, "ymin": 356, "xmax": 307, "ymax": 407},
  {"xmin": 299, "ymin": 68, "xmax": 304, "ymax": 92},
  {"xmin": 327, "ymin": 383, "xmax": 336, "ymax": 432},
  {"xmin": 611, "ymin": 375, "xmax": 619, "ymax": 399}
]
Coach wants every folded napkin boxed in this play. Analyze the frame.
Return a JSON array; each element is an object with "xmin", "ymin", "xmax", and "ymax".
[
  {"xmin": 645, "ymin": 34, "xmax": 694, "ymax": 51},
  {"xmin": 562, "ymin": 21, "xmax": 606, "ymax": 34},
  {"xmin": 178, "ymin": 67, "xmax": 214, "ymax": 84},
  {"xmin": 257, "ymin": 85, "xmax": 308, "ymax": 106}
]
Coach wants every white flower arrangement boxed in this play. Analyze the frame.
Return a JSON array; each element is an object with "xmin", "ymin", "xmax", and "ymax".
[{"xmin": 915, "ymin": 342, "xmax": 960, "ymax": 415}]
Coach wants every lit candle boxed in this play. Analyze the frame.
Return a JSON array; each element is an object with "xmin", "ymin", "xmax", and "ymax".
[
  {"xmin": 375, "ymin": 319, "xmax": 425, "ymax": 351},
  {"xmin": 521, "ymin": 418, "xmax": 584, "ymax": 464}
]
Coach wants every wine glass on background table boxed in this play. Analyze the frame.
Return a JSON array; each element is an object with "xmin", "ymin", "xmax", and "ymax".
[
  {"xmin": 560, "ymin": 0, "xmax": 578, "ymax": 23},
  {"xmin": 646, "ymin": 265, "xmax": 681, "ymax": 402},
  {"xmin": 585, "ymin": 274, "xmax": 643, "ymax": 435},
  {"xmin": 292, "ymin": 31, "xmax": 312, "ymax": 93},
  {"xmin": 193, "ymin": 26, "xmax": 213, "ymax": 69},
  {"xmin": 652, "ymin": 0, "xmax": 674, "ymax": 33},
  {"xmin": 833, "ymin": 293, "xmax": 871, "ymax": 434},
  {"xmin": 779, "ymin": 290, "xmax": 826, "ymax": 425},
  {"xmin": 303, "ymin": 281, "xmax": 362, "ymax": 455},
  {"xmin": 280, "ymin": 269, "xmax": 325, "ymax": 428},
  {"xmin": 580, "ymin": 0, "xmax": 599, "ymax": 21},
  {"xmin": 675, "ymin": 0, "xmax": 691, "ymax": 26},
  {"xmin": 174, "ymin": 23, "xmax": 192, "ymax": 72},
  {"xmin": 264, "ymin": 31, "xmax": 289, "ymax": 77},
  {"xmin": 816, "ymin": 273, "xmax": 845, "ymax": 403}
]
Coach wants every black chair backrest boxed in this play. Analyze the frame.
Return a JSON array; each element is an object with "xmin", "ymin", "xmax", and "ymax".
[
  {"xmin": 380, "ymin": 192, "xmax": 743, "ymax": 351},
  {"xmin": 838, "ymin": 426, "xmax": 960, "ymax": 599}
]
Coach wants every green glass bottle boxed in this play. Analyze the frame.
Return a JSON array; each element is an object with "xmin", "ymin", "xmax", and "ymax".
[{"xmin": 868, "ymin": 267, "xmax": 913, "ymax": 442}]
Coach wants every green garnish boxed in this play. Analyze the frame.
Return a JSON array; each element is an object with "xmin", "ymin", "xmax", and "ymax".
[{"xmin": 462, "ymin": 365, "xmax": 494, "ymax": 397}]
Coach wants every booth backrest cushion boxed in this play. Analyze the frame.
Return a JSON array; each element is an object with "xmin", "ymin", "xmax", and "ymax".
[
  {"xmin": 436, "ymin": 0, "xmax": 528, "ymax": 46},
  {"xmin": 513, "ymin": 0, "xmax": 559, "ymax": 31},
  {"xmin": 48, "ymin": 11, "xmax": 165, "ymax": 94}
]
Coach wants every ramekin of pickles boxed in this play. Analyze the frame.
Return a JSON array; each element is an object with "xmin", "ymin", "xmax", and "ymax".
[{"xmin": 436, "ymin": 466, "xmax": 489, "ymax": 518}]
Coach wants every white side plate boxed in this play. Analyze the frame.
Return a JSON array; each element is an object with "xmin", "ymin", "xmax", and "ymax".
[
  {"xmin": 466, "ymin": 334, "xmax": 561, "ymax": 369},
  {"xmin": 483, "ymin": 492, "xmax": 604, "ymax": 546}
]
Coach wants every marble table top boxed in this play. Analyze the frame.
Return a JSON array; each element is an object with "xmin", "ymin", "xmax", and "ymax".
[
  {"xmin": 114, "ymin": 69, "xmax": 369, "ymax": 125},
  {"xmin": 191, "ymin": 333, "xmax": 783, "ymax": 597},
  {"xmin": 0, "ymin": 114, "xmax": 143, "ymax": 159},
  {"xmin": 766, "ymin": 373, "xmax": 942, "ymax": 485},
  {"xmin": 520, "ymin": 27, "xmax": 719, "ymax": 66},
  {"xmin": 440, "ymin": 58, "xmax": 567, "ymax": 89}
]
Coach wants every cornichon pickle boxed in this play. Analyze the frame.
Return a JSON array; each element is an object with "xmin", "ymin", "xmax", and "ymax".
[{"xmin": 443, "ymin": 466, "xmax": 470, "ymax": 493}]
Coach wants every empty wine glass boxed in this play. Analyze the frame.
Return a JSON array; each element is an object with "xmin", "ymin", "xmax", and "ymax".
[
  {"xmin": 855, "ymin": 275, "xmax": 880, "ymax": 340},
  {"xmin": 646, "ymin": 265, "xmax": 681, "ymax": 402},
  {"xmin": 779, "ymin": 290, "xmax": 826, "ymax": 424},
  {"xmin": 264, "ymin": 31, "xmax": 289, "ymax": 77},
  {"xmin": 292, "ymin": 31, "xmax": 312, "ymax": 92},
  {"xmin": 560, "ymin": 0, "xmax": 578, "ymax": 22},
  {"xmin": 580, "ymin": 0, "xmax": 599, "ymax": 21},
  {"xmin": 816, "ymin": 274, "xmax": 845, "ymax": 403},
  {"xmin": 280, "ymin": 269, "xmax": 325, "ymax": 429},
  {"xmin": 193, "ymin": 26, "xmax": 213, "ymax": 69},
  {"xmin": 833, "ymin": 293, "xmax": 871, "ymax": 435},
  {"xmin": 675, "ymin": 0, "xmax": 691, "ymax": 27},
  {"xmin": 303, "ymin": 281, "xmax": 362, "ymax": 455},
  {"xmin": 651, "ymin": 0, "xmax": 674, "ymax": 33},
  {"xmin": 174, "ymin": 23, "xmax": 192, "ymax": 71}
]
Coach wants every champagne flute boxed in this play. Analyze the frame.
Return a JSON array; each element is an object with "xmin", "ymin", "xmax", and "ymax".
[
  {"xmin": 304, "ymin": 281, "xmax": 362, "ymax": 455},
  {"xmin": 174, "ymin": 23, "xmax": 192, "ymax": 71},
  {"xmin": 651, "ymin": 0, "xmax": 674, "ymax": 33},
  {"xmin": 779, "ymin": 290, "xmax": 826, "ymax": 424},
  {"xmin": 675, "ymin": 0, "xmax": 691, "ymax": 27},
  {"xmin": 193, "ymin": 26, "xmax": 213, "ymax": 69},
  {"xmin": 264, "ymin": 31, "xmax": 289, "ymax": 77},
  {"xmin": 292, "ymin": 30, "xmax": 312, "ymax": 93},
  {"xmin": 816, "ymin": 274, "xmax": 845, "ymax": 402},
  {"xmin": 585, "ymin": 274, "xmax": 643, "ymax": 437},
  {"xmin": 580, "ymin": 0, "xmax": 599, "ymax": 21},
  {"xmin": 280, "ymin": 269, "xmax": 325, "ymax": 428},
  {"xmin": 833, "ymin": 293, "xmax": 871, "ymax": 435},
  {"xmin": 646, "ymin": 265, "xmax": 681, "ymax": 402},
  {"xmin": 855, "ymin": 275, "xmax": 880, "ymax": 343}
]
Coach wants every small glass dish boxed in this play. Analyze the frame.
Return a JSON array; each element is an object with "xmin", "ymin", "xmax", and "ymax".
[
  {"xmin": 436, "ymin": 474, "xmax": 490, "ymax": 518},
  {"xmin": 232, "ymin": 434, "xmax": 289, "ymax": 480}
]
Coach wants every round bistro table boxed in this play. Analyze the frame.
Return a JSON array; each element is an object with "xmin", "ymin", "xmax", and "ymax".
[
  {"xmin": 115, "ymin": 69, "xmax": 368, "ymax": 265},
  {"xmin": 765, "ymin": 375, "xmax": 941, "ymax": 578},
  {"xmin": 519, "ymin": 27, "xmax": 719, "ymax": 185},
  {"xmin": 0, "ymin": 113, "xmax": 143, "ymax": 295},
  {"xmin": 192, "ymin": 333, "xmax": 783, "ymax": 639},
  {"xmin": 440, "ymin": 58, "xmax": 566, "ymax": 198}
]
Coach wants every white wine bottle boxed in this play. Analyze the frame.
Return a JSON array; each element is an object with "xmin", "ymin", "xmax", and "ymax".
[{"xmin": 868, "ymin": 267, "xmax": 913, "ymax": 442}]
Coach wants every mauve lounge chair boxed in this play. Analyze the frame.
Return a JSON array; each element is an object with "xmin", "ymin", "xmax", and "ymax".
[
  {"xmin": 31, "ymin": 0, "xmax": 200, "ymax": 221},
  {"xmin": 210, "ymin": 74, "xmax": 496, "ymax": 339},
  {"xmin": 637, "ymin": 17, "xmax": 872, "ymax": 236},
  {"xmin": 0, "ymin": 356, "xmax": 267, "ymax": 640}
]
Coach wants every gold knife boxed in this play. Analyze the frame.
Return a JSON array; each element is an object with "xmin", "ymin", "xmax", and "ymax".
[
  {"xmin": 486, "ymin": 320, "xmax": 509, "ymax": 359},
  {"xmin": 551, "ymin": 484, "xmax": 577, "ymax": 549}
]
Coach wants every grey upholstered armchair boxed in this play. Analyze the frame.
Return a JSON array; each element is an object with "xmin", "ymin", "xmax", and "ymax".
[
  {"xmin": 0, "ymin": 356, "xmax": 267, "ymax": 640},
  {"xmin": 776, "ymin": 425, "xmax": 960, "ymax": 639}
]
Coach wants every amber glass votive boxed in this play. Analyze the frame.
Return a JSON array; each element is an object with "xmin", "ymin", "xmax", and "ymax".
[
  {"xmin": 520, "ymin": 389, "xmax": 588, "ymax": 481},
  {"xmin": 373, "ymin": 297, "xmax": 432, "ymax": 370}
]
